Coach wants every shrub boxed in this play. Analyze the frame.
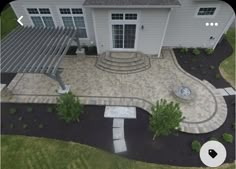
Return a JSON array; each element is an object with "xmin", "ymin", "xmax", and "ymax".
[
  {"xmin": 191, "ymin": 140, "xmax": 201, "ymax": 152},
  {"xmin": 149, "ymin": 99, "xmax": 183, "ymax": 140},
  {"xmin": 47, "ymin": 107, "xmax": 53, "ymax": 113},
  {"xmin": 205, "ymin": 48, "xmax": 214, "ymax": 55},
  {"xmin": 192, "ymin": 48, "xmax": 201, "ymax": 56},
  {"xmin": 9, "ymin": 108, "xmax": 16, "ymax": 114},
  {"xmin": 27, "ymin": 107, "xmax": 33, "ymax": 112},
  {"xmin": 23, "ymin": 124, "xmax": 28, "ymax": 129},
  {"xmin": 56, "ymin": 92, "xmax": 83, "ymax": 123},
  {"xmin": 215, "ymin": 73, "xmax": 221, "ymax": 79},
  {"xmin": 209, "ymin": 65, "xmax": 215, "ymax": 70},
  {"xmin": 222, "ymin": 133, "xmax": 233, "ymax": 143},
  {"xmin": 10, "ymin": 123, "xmax": 14, "ymax": 129},
  {"xmin": 232, "ymin": 123, "xmax": 236, "ymax": 130},
  {"xmin": 38, "ymin": 124, "xmax": 44, "ymax": 129},
  {"xmin": 209, "ymin": 137, "xmax": 218, "ymax": 141},
  {"xmin": 180, "ymin": 48, "xmax": 188, "ymax": 54}
]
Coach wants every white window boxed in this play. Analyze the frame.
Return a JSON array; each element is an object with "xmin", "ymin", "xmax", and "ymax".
[
  {"xmin": 197, "ymin": 7, "xmax": 216, "ymax": 16},
  {"xmin": 59, "ymin": 8, "xmax": 87, "ymax": 38},
  {"xmin": 27, "ymin": 8, "xmax": 55, "ymax": 28},
  {"xmin": 111, "ymin": 13, "xmax": 137, "ymax": 20}
]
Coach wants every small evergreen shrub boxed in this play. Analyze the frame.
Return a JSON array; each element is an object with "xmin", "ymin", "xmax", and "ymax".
[
  {"xmin": 47, "ymin": 107, "xmax": 53, "ymax": 113},
  {"xmin": 23, "ymin": 124, "xmax": 28, "ymax": 129},
  {"xmin": 192, "ymin": 48, "xmax": 201, "ymax": 56},
  {"xmin": 10, "ymin": 123, "xmax": 14, "ymax": 129},
  {"xmin": 205, "ymin": 48, "xmax": 214, "ymax": 55},
  {"xmin": 56, "ymin": 92, "xmax": 83, "ymax": 123},
  {"xmin": 215, "ymin": 73, "xmax": 221, "ymax": 79},
  {"xmin": 180, "ymin": 48, "xmax": 188, "ymax": 54},
  {"xmin": 191, "ymin": 140, "xmax": 201, "ymax": 152},
  {"xmin": 222, "ymin": 133, "xmax": 233, "ymax": 143},
  {"xmin": 9, "ymin": 108, "xmax": 16, "ymax": 114},
  {"xmin": 27, "ymin": 107, "xmax": 33, "ymax": 112},
  {"xmin": 149, "ymin": 99, "xmax": 183, "ymax": 140},
  {"xmin": 209, "ymin": 65, "xmax": 215, "ymax": 70},
  {"xmin": 38, "ymin": 124, "xmax": 44, "ymax": 129}
]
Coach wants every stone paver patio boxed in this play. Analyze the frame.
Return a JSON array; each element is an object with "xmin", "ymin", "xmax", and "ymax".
[{"xmin": 1, "ymin": 49, "xmax": 227, "ymax": 134}]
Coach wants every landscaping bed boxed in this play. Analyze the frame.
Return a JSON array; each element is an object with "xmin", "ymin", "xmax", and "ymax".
[
  {"xmin": 1, "ymin": 73, "xmax": 16, "ymax": 85},
  {"xmin": 174, "ymin": 37, "xmax": 233, "ymax": 88},
  {"xmin": 1, "ymin": 100, "xmax": 235, "ymax": 167}
]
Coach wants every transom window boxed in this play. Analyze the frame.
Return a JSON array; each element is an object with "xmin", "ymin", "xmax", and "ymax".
[
  {"xmin": 27, "ymin": 8, "xmax": 38, "ymax": 14},
  {"xmin": 125, "ymin": 13, "xmax": 137, "ymax": 20},
  {"xmin": 59, "ymin": 8, "xmax": 87, "ymax": 38},
  {"xmin": 111, "ymin": 13, "xmax": 138, "ymax": 20},
  {"xmin": 111, "ymin": 14, "xmax": 123, "ymax": 20},
  {"xmin": 197, "ymin": 7, "xmax": 216, "ymax": 16},
  {"xmin": 27, "ymin": 8, "xmax": 55, "ymax": 28},
  {"xmin": 39, "ymin": 8, "xmax": 50, "ymax": 14}
]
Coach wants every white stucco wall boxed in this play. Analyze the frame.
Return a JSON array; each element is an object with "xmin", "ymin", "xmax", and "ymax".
[
  {"xmin": 10, "ymin": 0, "xmax": 95, "ymax": 46},
  {"xmin": 93, "ymin": 8, "xmax": 169, "ymax": 55},
  {"xmin": 163, "ymin": 0, "xmax": 235, "ymax": 48}
]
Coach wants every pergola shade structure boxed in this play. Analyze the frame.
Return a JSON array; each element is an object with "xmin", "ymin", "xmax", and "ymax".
[{"xmin": 1, "ymin": 26, "xmax": 79, "ymax": 92}]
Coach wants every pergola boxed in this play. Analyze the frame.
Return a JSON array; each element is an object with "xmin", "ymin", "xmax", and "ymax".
[{"xmin": 1, "ymin": 26, "xmax": 80, "ymax": 93}]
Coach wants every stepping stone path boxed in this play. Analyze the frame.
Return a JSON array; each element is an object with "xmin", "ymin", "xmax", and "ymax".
[
  {"xmin": 104, "ymin": 106, "xmax": 136, "ymax": 153},
  {"xmin": 214, "ymin": 87, "xmax": 236, "ymax": 96}
]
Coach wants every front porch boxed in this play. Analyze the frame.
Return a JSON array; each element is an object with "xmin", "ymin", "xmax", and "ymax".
[{"xmin": 1, "ymin": 49, "xmax": 227, "ymax": 134}]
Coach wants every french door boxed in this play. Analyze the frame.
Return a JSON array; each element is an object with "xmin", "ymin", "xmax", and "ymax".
[{"xmin": 112, "ymin": 24, "xmax": 136, "ymax": 49}]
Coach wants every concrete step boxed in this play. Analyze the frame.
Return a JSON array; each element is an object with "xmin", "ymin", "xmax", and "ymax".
[{"xmin": 96, "ymin": 51, "xmax": 151, "ymax": 74}]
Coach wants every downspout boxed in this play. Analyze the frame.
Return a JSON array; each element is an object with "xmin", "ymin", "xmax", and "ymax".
[{"xmin": 158, "ymin": 8, "xmax": 172, "ymax": 58}]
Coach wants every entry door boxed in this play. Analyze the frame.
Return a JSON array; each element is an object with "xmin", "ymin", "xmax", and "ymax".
[{"xmin": 112, "ymin": 24, "xmax": 136, "ymax": 49}]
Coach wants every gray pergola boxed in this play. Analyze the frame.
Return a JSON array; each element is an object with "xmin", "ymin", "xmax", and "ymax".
[{"xmin": 1, "ymin": 26, "xmax": 80, "ymax": 93}]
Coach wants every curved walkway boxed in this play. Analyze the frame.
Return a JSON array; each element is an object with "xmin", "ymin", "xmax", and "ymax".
[{"xmin": 1, "ymin": 50, "xmax": 227, "ymax": 134}]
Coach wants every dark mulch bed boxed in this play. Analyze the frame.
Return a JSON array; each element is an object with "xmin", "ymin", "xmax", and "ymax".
[
  {"xmin": 1, "ymin": 100, "xmax": 235, "ymax": 167},
  {"xmin": 1, "ymin": 73, "xmax": 16, "ymax": 85},
  {"xmin": 174, "ymin": 37, "xmax": 233, "ymax": 88},
  {"xmin": 124, "ymin": 96, "xmax": 235, "ymax": 167},
  {"xmin": 66, "ymin": 46, "xmax": 97, "ymax": 55},
  {"xmin": 1, "ymin": 104, "xmax": 113, "ymax": 152}
]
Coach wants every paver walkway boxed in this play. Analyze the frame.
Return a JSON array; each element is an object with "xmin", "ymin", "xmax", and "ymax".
[
  {"xmin": 104, "ymin": 106, "xmax": 137, "ymax": 153},
  {"xmin": 1, "ymin": 50, "xmax": 227, "ymax": 134}
]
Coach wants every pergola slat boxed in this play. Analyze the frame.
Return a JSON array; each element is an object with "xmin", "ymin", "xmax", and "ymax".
[
  {"xmin": 1, "ymin": 26, "xmax": 22, "ymax": 46},
  {"xmin": 32, "ymin": 28, "xmax": 69, "ymax": 73},
  {"xmin": 43, "ymin": 29, "xmax": 74, "ymax": 74},
  {"xmin": 1, "ymin": 27, "xmax": 41, "ymax": 67},
  {"xmin": 19, "ymin": 28, "xmax": 62, "ymax": 73},
  {"xmin": 0, "ymin": 26, "xmax": 78, "ymax": 91},
  {"xmin": 5, "ymin": 28, "xmax": 53, "ymax": 72},
  {"xmin": 11, "ymin": 28, "xmax": 56, "ymax": 73},
  {"xmin": 1, "ymin": 27, "xmax": 34, "ymax": 59}
]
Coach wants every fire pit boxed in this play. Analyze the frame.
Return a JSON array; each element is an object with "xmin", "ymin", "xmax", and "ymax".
[{"xmin": 173, "ymin": 86, "xmax": 194, "ymax": 102}]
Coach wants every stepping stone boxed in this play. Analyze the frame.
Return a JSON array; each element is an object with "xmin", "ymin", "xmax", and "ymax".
[
  {"xmin": 224, "ymin": 87, "xmax": 236, "ymax": 95},
  {"xmin": 214, "ymin": 89, "xmax": 229, "ymax": 96},
  {"xmin": 113, "ymin": 118, "xmax": 124, "ymax": 128},
  {"xmin": 113, "ymin": 139, "xmax": 127, "ymax": 153},
  {"xmin": 113, "ymin": 127, "xmax": 124, "ymax": 140},
  {"xmin": 104, "ymin": 106, "xmax": 136, "ymax": 119}
]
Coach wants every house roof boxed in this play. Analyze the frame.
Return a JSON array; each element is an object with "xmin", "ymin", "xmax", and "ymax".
[
  {"xmin": 0, "ymin": 26, "xmax": 76, "ymax": 75},
  {"xmin": 83, "ymin": 0, "xmax": 181, "ymax": 7}
]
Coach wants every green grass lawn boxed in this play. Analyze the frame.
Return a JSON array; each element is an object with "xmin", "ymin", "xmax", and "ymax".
[
  {"xmin": 0, "ymin": 6, "xmax": 17, "ymax": 39},
  {"xmin": 220, "ymin": 28, "xmax": 235, "ymax": 87},
  {"xmin": 1, "ymin": 135, "xmax": 235, "ymax": 169}
]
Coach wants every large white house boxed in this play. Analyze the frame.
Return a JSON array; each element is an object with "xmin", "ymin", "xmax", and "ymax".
[{"xmin": 10, "ymin": 0, "xmax": 235, "ymax": 56}]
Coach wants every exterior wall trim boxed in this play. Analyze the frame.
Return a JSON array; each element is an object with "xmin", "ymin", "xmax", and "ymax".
[
  {"xmin": 92, "ymin": 9, "xmax": 100, "ymax": 54},
  {"xmin": 158, "ymin": 8, "xmax": 171, "ymax": 57}
]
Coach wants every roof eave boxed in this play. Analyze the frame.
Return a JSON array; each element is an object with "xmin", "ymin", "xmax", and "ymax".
[{"xmin": 83, "ymin": 5, "xmax": 181, "ymax": 8}]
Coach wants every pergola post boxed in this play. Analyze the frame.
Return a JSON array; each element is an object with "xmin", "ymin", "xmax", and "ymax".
[
  {"xmin": 45, "ymin": 68, "xmax": 70, "ymax": 94},
  {"xmin": 75, "ymin": 28, "xmax": 84, "ymax": 54}
]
